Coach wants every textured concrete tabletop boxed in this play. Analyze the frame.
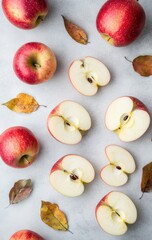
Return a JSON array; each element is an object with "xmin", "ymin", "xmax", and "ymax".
[{"xmin": 0, "ymin": 0, "xmax": 152, "ymax": 239}]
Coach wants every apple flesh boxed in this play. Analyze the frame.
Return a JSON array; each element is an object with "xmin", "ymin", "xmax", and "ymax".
[
  {"xmin": 13, "ymin": 42, "xmax": 57, "ymax": 85},
  {"xmin": 96, "ymin": 0, "xmax": 146, "ymax": 47},
  {"xmin": 105, "ymin": 96, "xmax": 150, "ymax": 142},
  {"xmin": 47, "ymin": 100, "xmax": 91, "ymax": 144},
  {"xmin": 0, "ymin": 126, "xmax": 40, "ymax": 168},
  {"xmin": 2, "ymin": 0, "xmax": 48, "ymax": 29},
  {"xmin": 9, "ymin": 229, "xmax": 44, "ymax": 240},
  {"xmin": 50, "ymin": 154, "xmax": 95, "ymax": 197},
  {"xmin": 96, "ymin": 191, "xmax": 137, "ymax": 235},
  {"xmin": 100, "ymin": 145, "xmax": 136, "ymax": 186},
  {"xmin": 69, "ymin": 56, "xmax": 110, "ymax": 96}
]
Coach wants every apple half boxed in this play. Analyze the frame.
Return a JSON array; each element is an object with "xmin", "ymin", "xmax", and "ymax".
[
  {"xmin": 96, "ymin": 191, "xmax": 137, "ymax": 236},
  {"xmin": 100, "ymin": 145, "xmax": 136, "ymax": 186},
  {"xmin": 47, "ymin": 100, "xmax": 91, "ymax": 144},
  {"xmin": 69, "ymin": 57, "xmax": 110, "ymax": 96},
  {"xmin": 50, "ymin": 155, "xmax": 95, "ymax": 197},
  {"xmin": 105, "ymin": 96, "xmax": 150, "ymax": 142}
]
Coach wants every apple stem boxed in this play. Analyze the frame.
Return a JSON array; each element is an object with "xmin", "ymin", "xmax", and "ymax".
[
  {"xmin": 124, "ymin": 56, "xmax": 132, "ymax": 63},
  {"xmin": 33, "ymin": 63, "xmax": 41, "ymax": 69},
  {"xmin": 39, "ymin": 104, "xmax": 47, "ymax": 108}
]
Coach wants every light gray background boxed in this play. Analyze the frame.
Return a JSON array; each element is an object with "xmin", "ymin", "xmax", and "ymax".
[{"xmin": 0, "ymin": 0, "xmax": 152, "ymax": 239}]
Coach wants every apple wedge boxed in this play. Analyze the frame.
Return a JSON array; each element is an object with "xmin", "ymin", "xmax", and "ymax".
[
  {"xmin": 100, "ymin": 145, "xmax": 136, "ymax": 186},
  {"xmin": 69, "ymin": 56, "xmax": 110, "ymax": 96},
  {"xmin": 47, "ymin": 100, "xmax": 91, "ymax": 144},
  {"xmin": 49, "ymin": 155, "xmax": 95, "ymax": 197},
  {"xmin": 96, "ymin": 191, "xmax": 137, "ymax": 235},
  {"xmin": 105, "ymin": 96, "xmax": 150, "ymax": 142}
]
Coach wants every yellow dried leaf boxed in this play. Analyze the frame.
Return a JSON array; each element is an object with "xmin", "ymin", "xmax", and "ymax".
[
  {"xmin": 62, "ymin": 15, "xmax": 88, "ymax": 45},
  {"xmin": 40, "ymin": 201, "xmax": 69, "ymax": 231},
  {"xmin": 3, "ymin": 93, "xmax": 41, "ymax": 113}
]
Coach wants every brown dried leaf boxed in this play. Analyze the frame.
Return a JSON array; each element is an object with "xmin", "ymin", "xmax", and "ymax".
[
  {"xmin": 141, "ymin": 162, "xmax": 152, "ymax": 196},
  {"xmin": 40, "ymin": 201, "xmax": 69, "ymax": 231},
  {"xmin": 3, "ymin": 93, "xmax": 41, "ymax": 113},
  {"xmin": 133, "ymin": 55, "xmax": 152, "ymax": 77},
  {"xmin": 9, "ymin": 179, "xmax": 33, "ymax": 204},
  {"xmin": 62, "ymin": 15, "xmax": 88, "ymax": 45}
]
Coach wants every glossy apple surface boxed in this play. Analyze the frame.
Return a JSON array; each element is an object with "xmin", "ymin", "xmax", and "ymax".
[
  {"xmin": 13, "ymin": 42, "xmax": 57, "ymax": 85},
  {"xmin": 96, "ymin": 0, "xmax": 146, "ymax": 47},
  {"xmin": 9, "ymin": 229, "xmax": 44, "ymax": 240},
  {"xmin": 0, "ymin": 126, "xmax": 40, "ymax": 168},
  {"xmin": 2, "ymin": 0, "xmax": 48, "ymax": 29}
]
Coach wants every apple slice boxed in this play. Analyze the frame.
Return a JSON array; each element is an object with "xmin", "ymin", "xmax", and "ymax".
[
  {"xmin": 100, "ymin": 145, "xmax": 136, "ymax": 186},
  {"xmin": 105, "ymin": 96, "xmax": 150, "ymax": 142},
  {"xmin": 47, "ymin": 100, "xmax": 91, "ymax": 144},
  {"xmin": 69, "ymin": 56, "xmax": 110, "ymax": 96},
  {"xmin": 96, "ymin": 191, "xmax": 137, "ymax": 236},
  {"xmin": 49, "ymin": 155, "xmax": 95, "ymax": 197}
]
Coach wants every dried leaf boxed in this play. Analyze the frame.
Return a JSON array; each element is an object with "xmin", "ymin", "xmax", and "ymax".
[
  {"xmin": 40, "ymin": 201, "xmax": 69, "ymax": 231},
  {"xmin": 62, "ymin": 15, "xmax": 88, "ymax": 45},
  {"xmin": 133, "ymin": 55, "xmax": 152, "ymax": 77},
  {"xmin": 2, "ymin": 93, "xmax": 45, "ymax": 113},
  {"xmin": 9, "ymin": 179, "xmax": 33, "ymax": 204},
  {"xmin": 140, "ymin": 162, "xmax": 152, "ymax": 199}
]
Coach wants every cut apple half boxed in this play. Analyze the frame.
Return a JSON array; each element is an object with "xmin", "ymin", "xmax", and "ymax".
[
  {"xmin": 96, "ymin": 191, "xmax": 137, "ymax": 236},
  {"xmin": 69, "ymin": 56, "xmax": 110, "ymax": 96},
  {"xmin": 100, "ymin": 145, "xmax": 136, "ymax": 186},
  {"xmin": 49, "ymin": 154, "xmax": 95, "ymax": 197},
  {"xmin": 47, "ymin": 100, "xmax": 91, "ymax": 144},
  {"xmin": 105, "ymin": 96, "xmax": 150, "ymax": 142}
]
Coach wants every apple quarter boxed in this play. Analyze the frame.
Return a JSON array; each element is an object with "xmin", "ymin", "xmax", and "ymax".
[
  {"xmin": 96, "ymin": 191, "xmax": 137, "ymax": 236},
  {"xmin": 49, "ymin": 155, "xmax": 95, "ymax": 197},
  {"xmin": 100, "ymin": 145, "xmax": 136, "ymax": 186},
  {"xmin": 69, "ymin": 56, "xmax": 110, "ymax": 96},
  {"xmin": 105, "ymin": 96, "xmax": 150, "ymax": 142},
  {"xmin": 47, "ymin": 100, "xmax": 91, "ymax": 144}
]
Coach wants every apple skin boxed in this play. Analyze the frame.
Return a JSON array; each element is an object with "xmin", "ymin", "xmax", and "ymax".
[
  {"xmin": 0, "ymin": 126, "xmax": 40, "ymax": 168},
  {"xmin": 13, "ymin": 42, "xmax": 57, "ymax": 85},
  {"xmin": 2, "ymin": 0, "xmax": 48, "ymax": 29},
  {"xmin": 9, "ymin": 229, "xmax": 44, "ymax": 240},
  {"xmin": 96, "ymin": 0, "xmax": 146, "ymax": 47}
]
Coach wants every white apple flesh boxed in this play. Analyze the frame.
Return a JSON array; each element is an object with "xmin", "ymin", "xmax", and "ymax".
[
  {"xmin": 105, "ymin": 96, "xmax": 150, "ymax": 142},
  {"xmin": 69, "ymin": 56, "xmax": 110, "ymax": 96},
  {"xmin": 47, "ymin": 101, "xmax": 91, "ymax": 144},
  {"xmin": 101, "ymin": 145, "xmax": 136, "ymax": 186},
  {"xmin": 96, "ymin": 191, "xmax": 137, "ymax": 236},
  {"xmin": 50, "ymin": 155, "xmax": 95, "ymax": 197}
]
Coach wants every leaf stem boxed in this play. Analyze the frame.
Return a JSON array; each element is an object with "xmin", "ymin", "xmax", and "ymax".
[{"xmin": 124, "ymin": 56, "xmax": 132, "ymax": 63}]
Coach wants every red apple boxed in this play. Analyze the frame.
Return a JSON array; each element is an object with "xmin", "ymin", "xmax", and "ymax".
[
  {"xmin": 13, "ymin": 42, "xmax": 57, "ymax": 85},
  {"xmin": 96, "ymin": 0, "xmax": 146, "ymax": 47},
  {"xmin": 2, "ymin": 0, "xmax": 48, "ymax": 29},
  {"xmin": 0, "ymin": 126, "xmax": 40, "ymax": 168},
  {"xmin": 9, "ymin": 230, "xmax": 44, "ymax": 240}
]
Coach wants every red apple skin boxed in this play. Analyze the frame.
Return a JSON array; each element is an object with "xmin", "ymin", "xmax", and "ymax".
[
  {"xmin": 9, "ymin": 229, "xmax": 44, "ymax": 240},
  {"xmin": 0, "ymin": 126, "xmax": 40, "ymax": 168},
  {"xmin": 50, "ymin": 156, "xmax": 64, "ymax": 174},
  {"xmin": 2, "ymin": 0, "xmax": 48, "ymax": 29},
  {"xmin": 96, "ymin": 0, "xmax": 146, "ymax": 47},
  {"xmin": 13, "ymin": 42, "xmax": 57, "ymax": 85},
  {"xmin": 130, "ymin": 96, "xmax": 150, "ymax": 113},
  {"xmin": 95, "ymin": 192, "xmax": 111, "ymax": 218}
]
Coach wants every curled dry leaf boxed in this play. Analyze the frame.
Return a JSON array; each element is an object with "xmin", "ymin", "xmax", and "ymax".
[
  {"xmin": 62, "ymin": 15, "xmax": 88, "ymax": 45},
  {"xmin": 2, "ymin": 93, "xmax": 46, "ymax": 113},
  {"xmin": 9, "ymin": 179, "xmax": 33, "ymax": 204},
  {"xmin": 125, "ymin": 55, "xmax": 152, "ymax": 77},
  {"xmin": 40, "ymin": 201, "xmax": 69, "ymax": 231},
  {"xmin": 140, "ymin": 162, "xmax": 152, "ymax": 199}
]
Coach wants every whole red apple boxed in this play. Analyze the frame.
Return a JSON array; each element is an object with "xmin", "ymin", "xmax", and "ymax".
[
  {"xmin": 96, "ymin": 0, "xmax": 146, "ymax": 47},
  {"xmin": 2, "ymin": 0, "xmax": 48, "ymax": 29},
  {"xmin": 9, "ymin": 229, "xmax": 44, "ymax": 240},
  {"xmin": 13, "ymin": 42, "xmax": 57, "ymax": 85},
  {"xmin": 0, "ymin": 126, "xmax": 40, "ymax": 168}
]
